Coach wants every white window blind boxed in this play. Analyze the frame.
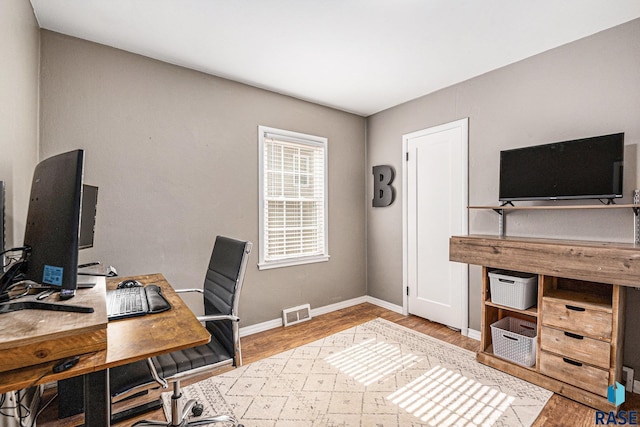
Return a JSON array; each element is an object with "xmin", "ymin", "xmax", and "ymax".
[{"xmin": 259, "ymin": 126, "xmax": 329, "ymax": 269}]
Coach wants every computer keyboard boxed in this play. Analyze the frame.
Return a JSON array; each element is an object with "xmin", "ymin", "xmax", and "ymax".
[{"xmin": 107, "ymin": 287, "xmax": 149, "ymax": 320}]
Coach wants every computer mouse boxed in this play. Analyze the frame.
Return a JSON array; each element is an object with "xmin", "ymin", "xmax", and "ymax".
[{"xmin": 117, "ymin": 279, "xmax": 143, "ymax": 289}]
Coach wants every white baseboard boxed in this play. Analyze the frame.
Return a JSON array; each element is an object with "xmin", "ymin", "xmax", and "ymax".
[
  {"xmin": 311, "ymin": 296, "xmax": 369, "ymax": 317},
  {"xmin": 239, "ymin": 296, "xmax": 480, "ymax": 340},
  {"xmin": 465, "ymin": 329, "xmax": 481, "ymax": 341},
  {"xmin": 239, "ymin": 295, "xmax": 402, "ymax": 337},
  {"xmin": 239, "ymin": 318, "xmax": 282, "ymax": 337},
  {"xmin": 366, "ymin": 295, "xmax": 404, "ymax": 314}
]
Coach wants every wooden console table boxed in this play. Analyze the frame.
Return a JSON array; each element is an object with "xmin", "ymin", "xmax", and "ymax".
[{"xmin": 450, "ymin": 235, "xmax": 639, "ymax": 411}]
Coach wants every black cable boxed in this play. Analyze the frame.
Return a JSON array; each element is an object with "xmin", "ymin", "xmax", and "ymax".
[
  {"xmin": 9, "ymin": 355, "xmax": 82, "ymax": 426},
  {"xmin": 0, "ymin": 259, "xmax": 28, "ymax": 295},
  {"xmin": 0, "ymin": 368, "xmax": 50, "ymax": 424},
  {"xmin": 29, "ymin": 392, "xmax": 57, "ymax": 427},
  {"xmin": 15, "ymin": 389, "xmax": 31, "ymax": 427},
  {"xmin": 3, "ymin": 358, "xmax": 90, "ymax": 426},
  {"xmin": 0, "ymin": 246, "xmax": 31, "ymax": 257},
  {"xmin": 0, "ymin": 392, "xmax": 9, "ymax": 417},
  {"xmin": 0, "ymin": 246, "xmax": 31, "ymax": 273},
  {"xmin": 16, "ymin": 386, "xmax": 56, "ymax": 427},
  {"xmin": 0, "ymin": 279, "xmax": 33, "ymax": 303},
  {"xmin": 0, "ymin": 391, "xmax": 21, "ymax": 418},
  {"xmin": 0, "ymin": 388, "xmax": 32, "ymax": 422}
]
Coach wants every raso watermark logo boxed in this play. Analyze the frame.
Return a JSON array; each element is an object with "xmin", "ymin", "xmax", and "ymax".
[
  {"xmin": 609, "ymin": 382, "xmax": 626, "ymax": 407},
  {"xmin": 595, "ymin": 382, "xmax": 638, "ymax": 425}
]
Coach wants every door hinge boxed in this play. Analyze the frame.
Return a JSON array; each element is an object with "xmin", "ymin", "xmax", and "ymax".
[
  {"xmin": 406, "ymin": 152, "xmax": 409, "ymax": 161},
  {"xmin": 406, "ymin": 286, "xmax": 409, "ymax": 296}
]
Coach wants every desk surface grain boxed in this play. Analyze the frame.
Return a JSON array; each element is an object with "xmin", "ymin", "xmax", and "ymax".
[
  {"xmin": 0, "ymin": 279, "xmax": 107, "ymax": 373},
  {"xmin": 0, "ymin": 279, "xmax": 107, "ymax": 350},
  {"xmin": 0, "ymin": 273, "xmax": 210, "ymax": 393},
  {"xmin": 102, "ymin": 273, "xmax": 211, "ymax": 368}
]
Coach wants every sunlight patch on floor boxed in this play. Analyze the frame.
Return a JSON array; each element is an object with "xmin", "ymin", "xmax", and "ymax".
[
  {"xmin": 325, "ymin": 338, "xmax": 420, "ymax": 386},
  {"xmin": 387, "ymin": 365, "xmax": 516, "ymax": 426}
]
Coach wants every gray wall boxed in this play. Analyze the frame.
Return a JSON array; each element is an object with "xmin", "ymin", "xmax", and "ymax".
[
  {"xmin": 366, "ymin": 18, "xmax": 640, "ymax": 369},
  {"xmin": 8, "ymin": 7, "xmax": 640, "ymax": 369},
  {"xmin": 39, "ymin": 31, "xmax": 367, "ymax": 327},
  {"xmin": 0, "ymin": 0, "xmax": 39, "ymax": 247}
]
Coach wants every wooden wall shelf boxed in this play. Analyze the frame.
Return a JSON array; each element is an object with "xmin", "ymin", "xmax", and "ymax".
[
  {"xmin": 469, "ymin": 203, "xmax": 638, "ymax": 211},
  {"xmin": 468, "ymin": 204, "xmax": 640, "ymax": 242}
]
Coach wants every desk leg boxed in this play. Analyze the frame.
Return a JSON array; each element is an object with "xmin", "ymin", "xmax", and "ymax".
[
  {"xmin": 84, "ymin": 369, "xmax": 110, "ymax": 427},
  {"xmin": 58, "ymin": 377, "xmax": 84, "ymax": 418}
]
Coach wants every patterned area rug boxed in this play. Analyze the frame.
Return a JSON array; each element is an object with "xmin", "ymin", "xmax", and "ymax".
[{"xmin": 162, "ymin": 318, "xmax": 552, "ymax": 426}]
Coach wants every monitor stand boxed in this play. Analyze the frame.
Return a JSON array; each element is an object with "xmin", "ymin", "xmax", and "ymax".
[{"xmin": 0, "ymin": 300, "xmax": 93, "ymax": 314}]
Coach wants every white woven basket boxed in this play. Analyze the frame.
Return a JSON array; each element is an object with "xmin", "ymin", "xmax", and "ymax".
[
  {"xmin": 488, "ymin": 270, "xmax": 538, "ymax": 310},
  {"xmin": 490, "ymin": 316, "xmax": 537, "ymax": 367}
]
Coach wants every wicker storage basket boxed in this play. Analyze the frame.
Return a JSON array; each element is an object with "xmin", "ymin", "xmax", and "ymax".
[
  {"xmin": 490, "ymin": 316, "xmax": 537, "ymax": 367},
  {"xmin": 488, "ymin": 270, "xmax": 538, "ymax": 310}
]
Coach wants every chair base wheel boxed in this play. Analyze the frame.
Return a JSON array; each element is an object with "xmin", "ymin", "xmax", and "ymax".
[{"xmin": 191, "ymin": 402, "xmax": 204, "ymax": 417}]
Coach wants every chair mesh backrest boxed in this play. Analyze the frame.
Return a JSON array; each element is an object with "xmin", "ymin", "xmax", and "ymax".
[{"xmin": 203, "ymin": 236, "xmax": 249, "ymax": 353}]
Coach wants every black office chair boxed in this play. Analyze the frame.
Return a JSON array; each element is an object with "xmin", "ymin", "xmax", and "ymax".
[{"xmin": 109, "ymin": 236, "xmax": 252, "ymax": 427}]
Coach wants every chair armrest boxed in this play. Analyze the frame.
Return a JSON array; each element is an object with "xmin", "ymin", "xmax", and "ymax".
[
  {"xmin": 197, "ymin": 314, "xmax": 240, "ymax": 323},
  {"xmin": 175, "ymin": 288, "xmax": 203, "ymax": 294},
  {"xmin": 176, "ymin": 290, "xmax": 238, "ymax": 322},
  {"xmin": 146, "ymin": 358, "xmax": 169, "ymax": 389}
]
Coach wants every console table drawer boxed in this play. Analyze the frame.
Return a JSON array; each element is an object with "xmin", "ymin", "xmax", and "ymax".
[
  {"xmin": 540, "ymin": 326, "xmax": 610, "ymax": 369},
  {"xmin": 540, "ymin": 351, "xmax": 609, "ymax": 397},
  {"xmin": 541, "ymin": 298, "xmax": 612, "ymax": 340}
]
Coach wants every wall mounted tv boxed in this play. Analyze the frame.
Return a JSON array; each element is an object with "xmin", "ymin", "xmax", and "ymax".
[{"xmin": 499, "ymin": 133, "xmax": 624, "ymax": 202}]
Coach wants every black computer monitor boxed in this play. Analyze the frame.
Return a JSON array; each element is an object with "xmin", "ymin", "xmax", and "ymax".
[
  {"xmin": 79, "ymin": 185, "xmax": 98, "ymax": 250},
  {"xmin": 23, "ymin": 149, "xmax": 84, "ymax": 293}
]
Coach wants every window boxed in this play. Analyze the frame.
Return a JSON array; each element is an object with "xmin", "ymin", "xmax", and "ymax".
[{"xmin": 258, "ymin": 126, "xmax": 329, "ymax": 269}]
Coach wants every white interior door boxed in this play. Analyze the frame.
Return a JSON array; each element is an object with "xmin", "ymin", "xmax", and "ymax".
[{"xmin": 403, "ymin": 118, "xmax": 468, "ymax": 332}]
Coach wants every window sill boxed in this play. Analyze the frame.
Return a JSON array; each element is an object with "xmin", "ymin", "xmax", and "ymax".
[{"xmin": 258, "ymin": 255, "xmax": 330, "ymax": 270}]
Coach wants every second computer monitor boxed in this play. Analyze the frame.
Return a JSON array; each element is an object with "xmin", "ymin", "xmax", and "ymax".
[{"xmin": 79, "ymin": 184, "xmax": 98, "ymax": 250}]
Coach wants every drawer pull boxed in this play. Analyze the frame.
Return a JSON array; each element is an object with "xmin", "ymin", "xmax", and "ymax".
[
  {"xmin": 565, "ymin": 304, "xmax": 586, "ymax": 312},
  {"xmin": 503, "ymin": 334, "xmax": 519, "ymax": 341},
  {"xmin": 498, "ymin": 278, "xmax": 515, "ymax": 284},
  {"xmin": 564, "ymin": 331, "xmax": 584, "ymax": 340},
  {"xmin": 563, "ymin": 357, "xmax": 583, "ymax": 367}
]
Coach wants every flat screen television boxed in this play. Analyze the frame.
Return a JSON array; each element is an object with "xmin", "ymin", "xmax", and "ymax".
[
  {"xmin": 23, "ymin": 149, "xmax": 84, "ymax": 293},
  {"xmin": 499, "ymin": 133, "xmax": 624, "ymax": 202}
]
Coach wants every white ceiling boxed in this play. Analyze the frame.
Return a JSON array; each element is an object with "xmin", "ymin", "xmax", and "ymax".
[{"xmin": 30, "ymin": 1, "xmax": 640, "ymax": 117}]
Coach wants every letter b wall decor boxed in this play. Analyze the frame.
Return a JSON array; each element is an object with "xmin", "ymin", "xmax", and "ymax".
[{"xmin": 372, "ymin": 165, "xmax": 396, "ymax": 207}]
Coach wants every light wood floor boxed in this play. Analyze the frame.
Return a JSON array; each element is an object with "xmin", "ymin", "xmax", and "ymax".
[{"xmin": 37, "ymin": 302, "xmax": 639, "ymax": 426}]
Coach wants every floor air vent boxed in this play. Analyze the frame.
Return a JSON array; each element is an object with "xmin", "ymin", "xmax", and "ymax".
[{"xmin": 282, "ymin": 304, "xmax": 312, "ymax": 327}]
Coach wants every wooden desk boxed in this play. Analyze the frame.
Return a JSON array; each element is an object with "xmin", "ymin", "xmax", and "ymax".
[
  {"xmin": 0, "ymin": 277, "xmax": 108, "ymax": 373},
  {"xmin": 0, "ymin": 273, "xmax": 210, "ymax": 426}
]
